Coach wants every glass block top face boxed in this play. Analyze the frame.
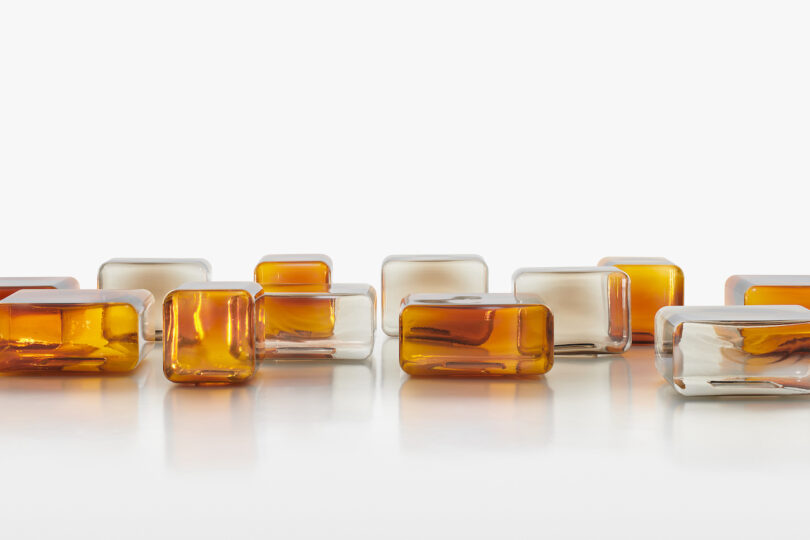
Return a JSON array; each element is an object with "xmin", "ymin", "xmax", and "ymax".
[
  {"xmin": 0, "ymin": 277, "xmax": 80, "ymax": 300},
  {"xmin": 598, "ymin": 257, "xmax": 684, "ymax": 344},
  {"xmin": 399, "ymin": 293, "xmax": 553, "ymax": 377},
  {"xmin": 254, "ymin": 254, "xmax": 332, "ymax": 290},
  {"xmin": 725, "ymin": 275, "xmax": 810, "ymax": 308},
  {"xmin": 171, "ymin": 281, "xmax": 263, "ymax": 297},
  {"xmin": 512, "ymin": 267, "xmax": 630, "ymax": 354},
  {"xmin": 654, "ymin": 305, "xmax": 810, "ymax": 396},
  {"xmin": 1, "ymin": 288, "xmax": 153, "ymax": 312},
  {"xmin": 381, "ymin": 254, "xmax": 488, "ymax": 337}
]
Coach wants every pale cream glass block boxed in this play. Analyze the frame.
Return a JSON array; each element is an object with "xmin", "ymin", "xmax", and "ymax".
[
  {"xmin": 259, "ymin": 284, "xmax": 376, "ymax": 361},
  {"xmin": 98, "ymin": 258, "xmax": 211, "ymax": 341},
  {"xmin": 381, "ymin": 255, "xmax": 488, "ymax": 336},
  {"xmin": 0, "ymin": 277, "xmax": 79, "ymax": 300},
  {"xmin": 512, "ymin": 266, "xmax": 630, "ymax": 354},
  {"xmin": 725, "ymin": 275, "xmax": 810, "ymax": 309},
  {"xmin": 655, "ymin": 305, "xmax": 810, "ymax": 396}
]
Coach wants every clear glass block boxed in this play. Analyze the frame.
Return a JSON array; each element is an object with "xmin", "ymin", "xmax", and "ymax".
[
  {"xmin": 0, "ymin": 276, "xmax": 79, "ymax": 300},
  {"xmin": 598, "ymin": 257, "xmax": 684, "ymax": 344},
  {"xmin": 513, "ymin": 266, "xmax": 630, "ymax": 354},
  {"xmin": 258, "ymin": 284, "xmax": 376, "ymax": 360},
  {"xmin": 655, "ymin": 305, "xmax": 810, "ymax": 396},
  {"xmin": 725, "ymin": 275, "xmax": 810, "ymax": 309},
  {"xmin": 98, "ymin": 258, "xmax": 211, "ymax": 341},
  {"xmin": 399, "ymin": 293, "xmax": 553, "ymax": 376},
  {"xmin": 0, "ymin": 289, "xmax": 153, "ymax": 373},
  {"xmin": 163, "ymin": 282, "xmax": 263, "ymax": 384},
  {"xmin": 381, "ymin": 255, "xmax": 488, "ymax": 337}
]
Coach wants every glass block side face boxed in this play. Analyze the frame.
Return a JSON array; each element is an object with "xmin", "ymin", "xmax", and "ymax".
[
  {"xmin": 513, "ymin": 267, "xmax": 630, "ymax": 354},
  {"xmin": 381, "ymin": 255, "xmax": 488, "ymax": 337},
  {"xmin": 598, "ymin": 257, "xmax": 683, "ymax": 344},
  {"xmin": 399, "ymin": 293, "xmax": 553, "ymax": 377},
  {"xmin": 725, "ymin": 275, "xmax": 810, "ymax": 310},
  {"xmin": 258, "ymin": 284, "xmax": 375, "ymax": 361},
  {"xmin": 163, "ymin": 285, "xmax": 260, "ymax": 384},
  {"xmin": 655, "ymin": 305, "xmax": 810, "ymax": 396},
  {"xmin": 0, "ymin": 289, "xmax": 153, "ymax": 373},
  {"xmin": 0, "ymin": 277, "xmax": 80, "ymax": 301},
  {"xmin": 98, "ymin": 259, "xmax": 211, "ymax": 341}
]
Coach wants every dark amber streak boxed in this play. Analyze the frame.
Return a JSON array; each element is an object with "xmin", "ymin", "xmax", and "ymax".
[
  {"xmin": 614, "ymin": 265, "xmax": 683, "ymax": 344},
  {"xmin": 745, "ymin": 286, "xmax": 810, "ymax": 310}
]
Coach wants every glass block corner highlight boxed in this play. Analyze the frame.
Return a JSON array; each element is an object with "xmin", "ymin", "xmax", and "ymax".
[
  {"xmin": 655, "ymin": 305, "xmax": 810, "ymax": 396},
  {"xmin": 725, "ymin": 275, "xmax": 810, "ymax": 309},
  {"xmin": 163, "ymin": 282, "xmax": 263, "ymax": 384},
  {"xmin": 399, "ymin": 293, "xmax": 553, "ymax": 376},
  {"xmin": 0, "ymin": 276, "xmax": 80, "ymax": 300},
  {"xmin": 381, "ymin": 254, "xmax": 488, "ymax": 337},
  {"xmin": 598, "ymin": 257, "xmax": 684, "ymax": 344},
  {"xmin": 513, "ymin": 266, "xmax": 630, "ymax": 354}
]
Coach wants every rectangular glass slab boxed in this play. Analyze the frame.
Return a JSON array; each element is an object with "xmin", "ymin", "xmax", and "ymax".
[
  {"xmin": 98, "ymin": 258, "xmax": 211, "ymax": 341},
  {"xmin": 513, "ymin": 267, "xmax": 630, "ymax": 354},
  {"xmin": 163, "ymin": 282, "xmax": 262, "ymax": 384},
  {"xmin": 725, "ymin": 275, "xmax": 810, "ymax": 309},
  {"xmin": 381, "ymin": 255, "xmax": 488, "ymax": 337},
  {"xmin": 0, "ymin": 289, "xmax": 153, "ymax": 373},
  {"xmin": 655, "ymin": 305, "xmax": 810, "ymax": 396},
  {"xmin": 598, "ymin": 257, "xmax": 684, "ymax": 344},
  {"xmin": 258, "ymin": 284, "xmax": 375, "ymax": 360},
  {"xmin": 399, "ymin": 293, "xmax": 553, "ymax": 377},
  {"xmin": 0, "ymin": 277, "xmax": 79, "ymax": 300},
  {"xmin": 254, "ymin": 254, "xmax": 332, "ymax": 286}
]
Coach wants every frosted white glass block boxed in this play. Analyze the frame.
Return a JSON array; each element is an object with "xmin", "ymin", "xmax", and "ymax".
[
  {"xmin": 381, "ymin": 255, "xmax": 488, "ymax": 337},
  {"xmin": 98, "ymin": 258, "xmax": 211, "ymax": 340},
  {"xmin": 655, "ymin": 305, "xmax": 810, "ymax": 396}
]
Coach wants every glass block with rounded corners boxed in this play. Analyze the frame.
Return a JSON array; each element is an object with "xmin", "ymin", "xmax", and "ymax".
[
  {"xmin": 98, "ymin": 258, "xmax": 211, "ymax": 341},
  {"xmin": 163, "ymin": 282, "xmax": 263, "ymax": 384},
  {"xmin": 381, "ymin": 254, "xmax": 488, "ymax": 337},
  {"xmin": 0, "ymin": 277, "xmax": 79, "ymax": 300},
  {"xmin": 513, "ymin": 266, "xmax": 630, "ymax": 354},
  {"xmin": 0, "ymin": 288, "xmax": 153, "ymax": 373},
  {"xmin": 399, "ymin": 293, "xmax": 553, "ymax": 377},
  {"xmin": 598, "ymin": 257, "xmax": 684, "ymax": 344},
  {"xmin": 254, "ymin": 254, "xmax": 332, "ymax": 286},
  {"xmin": 725, "ymin": 275, "xmax": 810, "ymax": 309},
  {"xmin": 258, "ymin": 284, "xmax": 375, "ymax": 361},
  {"xmin": 655, "ymin": 305, "xmax": 810, "ymax": 396}
]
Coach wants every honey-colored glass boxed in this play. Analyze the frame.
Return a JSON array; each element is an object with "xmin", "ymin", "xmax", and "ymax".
[
  {"xmin": 0, "ymin": 289, "xmax": 152, "ymax": 373},
  {"xmin": 0, "ymin": 277, "xmax": 79, "ymax": 301},
  {"xmin": 725, "ymin": 275, "xmax": 810, "ymax": 309},
  {"xmin": 598, "ymin": 257, "xmax": 684, "ymax": 343},
  {"xmin": 163, "ymin": 282, "xmax": 263, "ymax": 384},
  {"xmin": 399, "ymin": 293, "xmax": 553, "ymax": 377}
]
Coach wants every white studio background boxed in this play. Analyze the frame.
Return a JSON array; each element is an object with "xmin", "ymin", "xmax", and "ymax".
[{"xmin": 1, "ymin": 1, "xmax": 809, "ymax": 539}]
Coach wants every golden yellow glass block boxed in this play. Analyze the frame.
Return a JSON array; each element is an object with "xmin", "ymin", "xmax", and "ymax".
[
  {"xmin": 399, "ymin": 294, "xmax": 553, "ymax": 377},
  {"xmin": 0, "ymin": 277, "xmax": 79, "ymax": 301},
  {"xmin": 599, "ymin": 257, "xmax": 684, "ymax": 344},
  {"xmin": 0, "ymin": 289, "xmax": 152, "ymax": 373},
  {"xmin": 725, "ymin": 275, "xmax": 810, "ymax": 309},
  {"xmin": 163, "ymin": 282, "xmax": 263, "ymax": 384}
]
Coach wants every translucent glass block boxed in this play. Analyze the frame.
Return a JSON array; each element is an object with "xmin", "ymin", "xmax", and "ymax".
[
  {"xmin": 98, "ymin": 258, "xmax": 211, "ymax": 341},
  {"xmin": 163, "ymin": 282, "xmax": 263, "ymax": 384},
  {"xmin": 0, "ymin": 289, "xmax": 153, "ymax": 373},
  {"xmin": 0, "ymin": 277, "xmax": 79, "ymax": 300},
  {"xmin": 598, "ymin": 257, "xmax": 684, "ymax": 344},
  {"xmin": 381, "ymin": 255, "xmax": 488, "ymax": 337},
  {"xmin": 399, "ymin": 293, "xmax": 553, "ymax": 376},
  {"xmin": 513, "ymin": 267, "xmax": 630, "ymax": 354},
  {"xmin": 258, "ymin": 284, "xmax": 376, "ymax": 360},
  {"xmin": 254, "ymin": 254, "xmax": 332, "ymax": 286},
  {"xmin": 655, "ymin": 305, "xmax": 810, "ymax": 396},
  {"xmin": 725, "ymin": 275, "xmax": 810, "ymax": 309}
]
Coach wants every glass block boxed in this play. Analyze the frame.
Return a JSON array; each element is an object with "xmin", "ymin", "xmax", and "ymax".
[
  {"xmin": 0, "ymin": 289, "xmax": 153, "ymax": 373},
  {"xmin": 399, "ymin": 293, "xmax": 553, "ymax": 376},
  {"xmin": 258, "ymin": 284, "xmax": 375, "ymax": 360},
  {"xmin": 513, "ymin": 267, "xmax": 630, "ymax": 354},
  {"xmin": 381, "ymin": 255, "xmax": 488, "ymax": 337},
  {"xmin": 254, "ymin": 254, "xmax": 332, "ymax": 286},
  {"xmin": 98, "ymin": 258, "xmax": 211, "ymax": 341},
  {"xmin": 163, "ymin": 282, "xmax": 263, "ymax": 384},
  {"xmin": 598, "ymin": 257, "xmax": 684, "ymax": 344},
  {"xmin": 725, "ymin": 275, "xmax": 810, "ymax": 309},
  {"xmin": 0, "ymin": 277, "xmax": 79, "ymax": 300},
  {"xmin": 655, "ymin": 305, "xmax": 810, "ymax": 396}
]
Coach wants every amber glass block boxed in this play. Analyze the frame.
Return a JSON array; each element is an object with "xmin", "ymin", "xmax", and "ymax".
[
  {"xmin": 725, "ymin": 275, "xmax": 810, "ymax": 309},
  {"xmin": 163, "ymin": 282, "xmax": 262, "ymax": 384},
  {"xmin": 0, "ymin": 277, "xmax": 79, "ymax": 301},
  {"xmin": 399, "ymin": 293, "xmax": 553, "ymax": 377},
  {"xmin": 0, "ymin": 289, "xmax": 153, "ymax": 373},
  {"xmin": 598, "ymin": 257, "xmax": 684, "ymax": 344}
]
